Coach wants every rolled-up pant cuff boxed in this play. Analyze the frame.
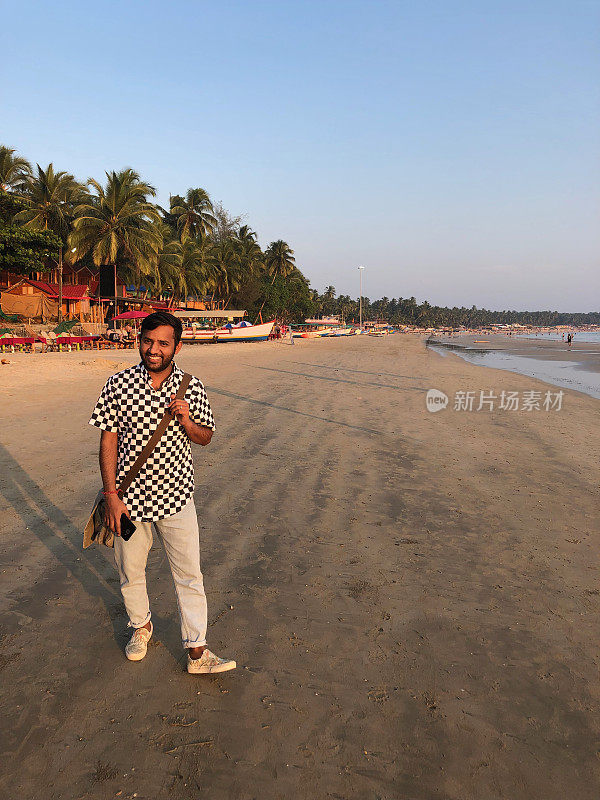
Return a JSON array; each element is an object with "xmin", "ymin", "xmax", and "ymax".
[
  {"xmin": 183, "ymin": 638, "xmax": 207, "ymax": 648},
  {"xmin": 128, "ymin": 611, "xmax": 151, "ymax": 629}
]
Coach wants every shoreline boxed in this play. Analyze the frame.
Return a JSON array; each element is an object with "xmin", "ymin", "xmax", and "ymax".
[{"xmin": 427, "ymin": 334, "xmax": 600, "ymax": 399}]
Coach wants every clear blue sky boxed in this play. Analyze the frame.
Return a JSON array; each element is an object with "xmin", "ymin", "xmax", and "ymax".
[{"xmin": 3, "ymin": 0, "xmax": 599, "ymax": 311}]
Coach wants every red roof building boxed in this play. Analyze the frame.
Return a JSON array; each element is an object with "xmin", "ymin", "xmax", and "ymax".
[
  {"xmin": 2, "ymin": 278, "xmax": 92, "ymax": 319},
  {"xmin": 25, "ymin": 280, "xmax": 89, "ymax": 300}
]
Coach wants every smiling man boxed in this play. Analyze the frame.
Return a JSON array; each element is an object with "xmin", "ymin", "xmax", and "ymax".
[{"xmin": 89, "ymin": 311, "xmax": 235, "ymax": 674}]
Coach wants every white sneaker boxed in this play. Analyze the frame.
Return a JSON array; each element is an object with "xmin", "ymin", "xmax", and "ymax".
[
  {"xmin": 187, "ymin": 648, "xmax": 236, "ymax": 674},
  {"xmin": 125, "ymin": 623, "xmax": 153, "ymax": 661}
]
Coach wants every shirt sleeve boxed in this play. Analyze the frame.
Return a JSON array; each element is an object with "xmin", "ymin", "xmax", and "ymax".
[
  {"xmin": 89, "ymin": 377, "xmax": 120, "ymax": 432},
  {"xmin": 187, "ymin": 379, "xmax": 216, "ymax": 431}
]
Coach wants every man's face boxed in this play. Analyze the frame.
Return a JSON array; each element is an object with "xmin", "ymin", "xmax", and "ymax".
[{"xmin": 139, "ymin": 325, "xmax": 182, "ymax": 373}]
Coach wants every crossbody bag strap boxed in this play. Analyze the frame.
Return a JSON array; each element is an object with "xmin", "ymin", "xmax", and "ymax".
[{"xmin": 117, "ymin": 372, "xmax": 192, "ymax": 497}]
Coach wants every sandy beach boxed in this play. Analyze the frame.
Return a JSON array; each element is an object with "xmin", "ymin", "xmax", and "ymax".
[{"xmin": 1, "ymin": 335, "xmax": 599, "ymax": 800}]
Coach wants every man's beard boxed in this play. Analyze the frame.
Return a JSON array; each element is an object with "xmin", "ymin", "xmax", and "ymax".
[{"xmin": 141, "ymin": 351, "xmax": 175, "ymax": 373}]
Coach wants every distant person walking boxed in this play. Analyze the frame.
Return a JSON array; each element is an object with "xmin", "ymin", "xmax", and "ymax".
[{"xmin": 89, "ymin": 311, "xmax": 236, "ymax": 675}]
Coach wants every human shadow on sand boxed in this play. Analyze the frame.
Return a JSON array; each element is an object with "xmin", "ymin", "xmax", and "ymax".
[
  {"xmin": 0, "ymin": 442, "xmax": 185, "ymax": 664},
  {"xmin": 280, "ymin": 359, "xmax": 424, "ymax": 381},
  {"xmin": 241, "ymin": 363, "xmax": 428, "ymax": 392},
  {"xmin": 205, "ymin": 385, "xmax": 387, "ymax": 435}
]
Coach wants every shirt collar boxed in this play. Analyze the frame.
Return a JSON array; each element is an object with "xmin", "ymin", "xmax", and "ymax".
[{"xmin": 137, "ymin": 361, "xmax": 183, "ymax": 390}]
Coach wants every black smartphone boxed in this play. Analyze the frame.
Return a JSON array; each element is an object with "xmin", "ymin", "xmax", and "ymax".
[{"xmin": 120, "ymin": 514, "xmax": 136, "ymax": 541}]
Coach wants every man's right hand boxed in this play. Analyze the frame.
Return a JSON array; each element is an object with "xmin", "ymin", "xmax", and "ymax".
[{"xmin": 104, "ymin": 493, "xmax": 130, "ymax": 536}]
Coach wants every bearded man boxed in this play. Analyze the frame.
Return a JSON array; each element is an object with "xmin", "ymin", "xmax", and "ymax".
[{"xmin": 89, "ymin": 311, "xmax": 235, "ymax": 674}]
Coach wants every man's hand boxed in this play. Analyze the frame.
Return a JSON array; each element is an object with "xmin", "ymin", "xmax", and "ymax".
[
  {"xmin": 104, "ymin": 493, "xmax": 130, "ymax": 536},
  {"xmin": 169, "ymin": 395, "xmax": 213, "ymax": 445},
  {"xmin": 169, "ymin": 394, "xmax": 190, "ymax": 425}
]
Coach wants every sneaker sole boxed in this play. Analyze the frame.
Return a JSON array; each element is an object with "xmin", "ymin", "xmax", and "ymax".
[
  {"xmin": 125, "ymin": 649, "xmax": 148, "ymax": 661},
  {"xmin": 188, "ymin": 660, "xmax": 236, "ymax": 674}
]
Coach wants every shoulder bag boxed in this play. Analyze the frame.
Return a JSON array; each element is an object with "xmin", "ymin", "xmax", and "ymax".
[{"xmin": 83, "ymin": 372, "xmax": 192, "ymax": 548}]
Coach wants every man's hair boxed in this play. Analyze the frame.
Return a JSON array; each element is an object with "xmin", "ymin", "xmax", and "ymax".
[{"xmin": 140, "ymin": 311, "xmax": 183, "ymax": 346}]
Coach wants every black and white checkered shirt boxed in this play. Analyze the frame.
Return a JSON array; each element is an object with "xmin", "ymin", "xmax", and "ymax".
[{"xmin": 89, "ymin": 362, "xmax": 215, "ymax": 521}]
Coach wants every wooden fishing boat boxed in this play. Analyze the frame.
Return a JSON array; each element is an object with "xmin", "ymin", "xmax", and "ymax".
[
  {"xmin": 292, "ymin": 326, "xmax": 335, "ymax": 338},
  {"xmin": 292, "ymin": 316, "xmax": 346, "ymax": 338},
  {"xmin": 324, "ymin": 327, "xmax": 357, "ymax": 337},
  {"xmin": 181, "ymin": 320, "xmax": 275, "ymax": 343}
]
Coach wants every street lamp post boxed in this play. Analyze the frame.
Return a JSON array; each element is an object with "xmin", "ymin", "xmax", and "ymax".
[{"xmin": 358, "ymin": 265, "xmax": 365, "ymax": 329}]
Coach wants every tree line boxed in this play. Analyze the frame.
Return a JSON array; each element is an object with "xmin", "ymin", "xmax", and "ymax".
[
  {"xmin": 1, "ymin": 144, "xmax": 597, "ymax": 327},
  {"xmin": 312, "ymin": 288, "xmax": 600, "ymax": 327},
  {"xmin": 0, "ymin": 144, "xmax": 313, "ymax": 321}
]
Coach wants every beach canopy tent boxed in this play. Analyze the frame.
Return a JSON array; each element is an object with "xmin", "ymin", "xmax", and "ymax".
[
  {"xmin": 111, "ymin": 310, "xmax": 149, "ymax": 320},
  {"xmin": 0, "ymin": 292, "xmax": 58, "ymax": 319},
  {"xmin": 225, "ymin": 320, "xmax": 253, "ymax": 329}
]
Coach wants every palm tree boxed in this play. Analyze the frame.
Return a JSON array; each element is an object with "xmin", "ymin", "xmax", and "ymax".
[
  {"xmin": 0, "ymin": 145, "xmax": 32, "ymax": 193},
  {"xmin": 180, "ymin": 239, "xmax": 217, "ymax": 301},
  {"xmin": 147, "ymin": 224, "xmax": 183, "ymax": 298},
  {"xmin": 69, "ymin": 169, "xmax": 162, "ymax": 287},
  {"xmin": 151, "ymin": 224, "xmax": 219, "ymax": 304},
  {"xmin": 253, "ymin": 239, "xmax": 296, "ymax": 321},
  {"xmin": 264, "ymin": 240, "xmax": 295, "ymax": 284},
  {"xmin": 209, "ymin": 239, "xmax": 242, "ymax": 306},
  {"xmin": 237, "ymin": 224, "xmax": 257, "ymax": 247},
  {"xmin": 14, "ymin": 163, "xmax": 86, "ymax": 239},
  {"xmin": 170, "ymin": 188, "xmax": 216, "ymax": 243},
  {"xmin": 236, "ymin": 225, "xmax": 264, "ymax": 276}
]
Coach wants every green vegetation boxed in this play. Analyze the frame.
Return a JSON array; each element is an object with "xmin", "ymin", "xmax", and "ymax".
[
  {"xmin": 310, "ymin": 292, "xmax": 600, "ymax": 328},
  {"xmin": 0, "ymin": 143, "xmax": 314, "ymax": 321},
  {"xmin": 0, "ymin": 187, "xmax": 61, "ymax": 275},
  {"xmin": 1, "ymin": 143, "xmax": 597, "ymax": 326},
  {"xmin": 0, "ymin": 146, "xmax": 31, "ymax": 193}
]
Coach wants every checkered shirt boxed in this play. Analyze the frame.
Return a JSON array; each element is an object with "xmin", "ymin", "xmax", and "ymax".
[{"xmin": 89, "ymin": 362, "xmax": 215, "ymax": 521}]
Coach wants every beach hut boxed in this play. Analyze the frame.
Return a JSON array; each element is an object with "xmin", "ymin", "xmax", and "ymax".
[{"xmin": 0, "ymin": 279, "xmax": 90, "ymax": 320}]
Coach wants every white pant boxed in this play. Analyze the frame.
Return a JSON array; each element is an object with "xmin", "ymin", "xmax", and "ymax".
[{"xmin": 113, "ymin": 499, "xmax": 207, "ymax": 648}]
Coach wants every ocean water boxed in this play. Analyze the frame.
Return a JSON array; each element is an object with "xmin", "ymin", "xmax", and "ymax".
[
  {"xmin": 428, "ymin": 345, "xmax": 600, "ymax": 400},
  {"xmin": 516, "ymin": 331, "xmax": 600, "ymax": 344}
]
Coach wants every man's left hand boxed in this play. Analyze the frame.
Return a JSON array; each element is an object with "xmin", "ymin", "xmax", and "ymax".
[{"xmin": 169, "ymin": 395, "xmax": 190, "ymax": 425}]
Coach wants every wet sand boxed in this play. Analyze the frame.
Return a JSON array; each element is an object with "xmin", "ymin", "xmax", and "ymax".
[
  {"xmin": 428, "ymin": 335, "xmax": 600, "ymax": 398},
  {"xmin": 429, "ymin": 333, "xmax": 600, "ymax": 368},
  {"xmin": 1, "ymin": 335, "xmax": 599, "ymax": 799}
]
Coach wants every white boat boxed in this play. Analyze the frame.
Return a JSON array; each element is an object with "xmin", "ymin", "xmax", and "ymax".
[
  {"xmin": 181, "ymin": 320, "xmax": 275, "ymax": 343},
  {"xmin": 324, "ymin": 327, "xmax": 357, "ymax": 337}
]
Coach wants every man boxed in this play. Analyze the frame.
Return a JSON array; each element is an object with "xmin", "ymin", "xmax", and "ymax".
[{"xmin": 89, "ymin": 311, "xmax": 235, "ymax": 674}]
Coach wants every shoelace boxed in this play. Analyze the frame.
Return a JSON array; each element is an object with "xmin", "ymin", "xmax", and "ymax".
[{"xmin": 191, "ymin": 650, "xmax": 217, "ymax": 664}]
